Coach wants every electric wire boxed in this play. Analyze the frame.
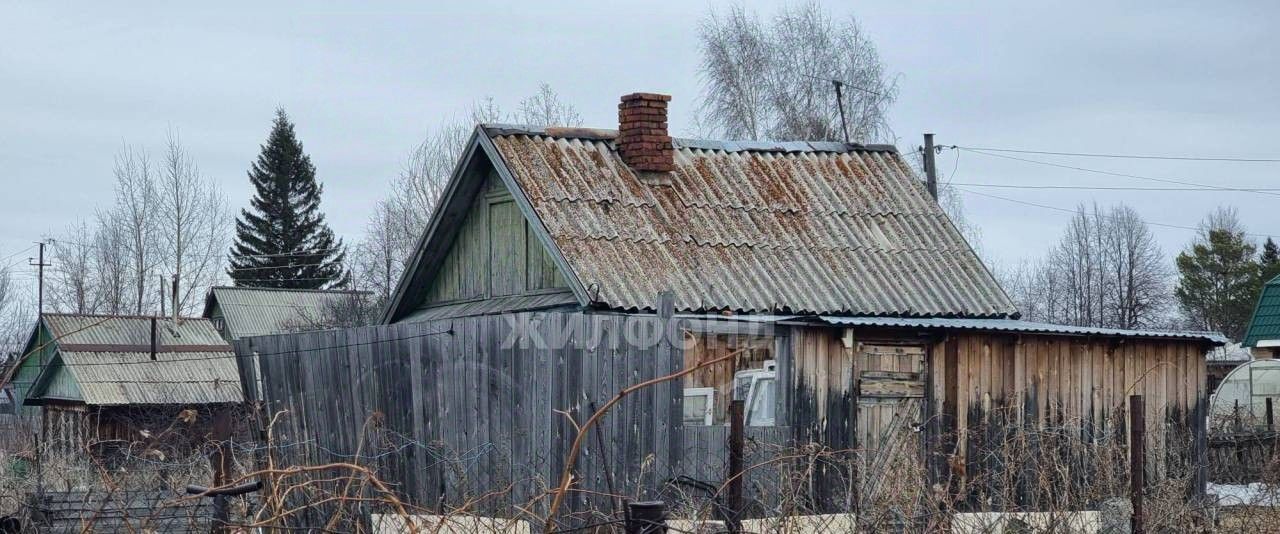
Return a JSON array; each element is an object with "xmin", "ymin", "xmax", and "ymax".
[
  {"xmin": 949, "ymin": 183, "xmax": 1280, "ymax": 192},
  {"xmin": 955, "ymin": 145, "xmax": 1280, "ymax": 163},
  {"xmin": 957, "ymin": 147, "xmax": 1280, "ymax": 197},
  {"xmin": 954, "ymin": 186, "xmax": 1277, "ymax": 239}
]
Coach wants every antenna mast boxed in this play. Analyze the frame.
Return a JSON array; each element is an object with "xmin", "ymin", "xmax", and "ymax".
[{"xmin": 832, "ymin": 80, "xmax": 850, "ymax": 143}]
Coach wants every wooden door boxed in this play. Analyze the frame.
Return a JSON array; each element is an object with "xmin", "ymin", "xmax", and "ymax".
[{"xmin": 855, "ymin": 343, "xmax": 926, "ymax": 496}]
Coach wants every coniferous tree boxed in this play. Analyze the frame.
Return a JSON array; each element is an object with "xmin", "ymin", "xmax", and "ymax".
[
  {"xmin": 1261, "ymin": 237, "xmax": 1280, "ymax": 284},
  {"xmin": 229, "ymin": 109, "xmax": 348, "ymax": 289},
  {"xmin": 1175, "ymin": 227, "xmax": 1259, "ymax": 340}
]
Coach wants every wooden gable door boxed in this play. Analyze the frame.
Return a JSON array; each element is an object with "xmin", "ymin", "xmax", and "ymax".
[{"xmin": 854, "ymin": 342, "xmax": 926, "ymax": 495}]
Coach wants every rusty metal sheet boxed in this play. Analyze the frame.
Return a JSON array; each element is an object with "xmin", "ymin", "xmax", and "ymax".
[{"xmin": 486, "ymin": 127, "xmax": 1016, "ymax": 317}]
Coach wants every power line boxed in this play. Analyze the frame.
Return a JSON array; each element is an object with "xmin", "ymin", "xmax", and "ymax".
[
  {"xmin": 225, "ymin": 263, "xmax": 334, "ymax": 273},
  {"xmin": 0, "ymin": 244, "xmax": 36, "ymax": 266},
  {"xmin": 954, "ymin": 145, "xmax": 1280, "ymax": 163},
  {"xmin": 950, "ymin": 182, "xmax": 1280, "ymax": 192},
  {"xmin": 954, "ymin": 186, "xmax": 1278, "ymax": 239},
  {"xmin": 958, "ymin": 147, "xmax": 1280, "ymax": 198},
  {"xmin": 51, "ymin": 238, "xmax": 344, "ymax": 259}
]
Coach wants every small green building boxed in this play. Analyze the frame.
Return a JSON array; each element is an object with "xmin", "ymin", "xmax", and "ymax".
[
  {"xmin": 0, "ymin": 313, "xmax": 244, "ymax": 452},
  {"xmin": 1242, "ymin": 275, "xmax": 1280, "ymax": 359}
]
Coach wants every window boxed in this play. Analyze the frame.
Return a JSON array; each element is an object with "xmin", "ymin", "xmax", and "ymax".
[
  {"xmin": 683, "ymin": 332, "xmax": 779, "ymax": 426},
  {"xmin": 683, "ymin": 387, "xmax": 715, "ymax": 426},
  {"xmin": 746, "ymin": 376, "xmax": 776, "ymax": 427}
]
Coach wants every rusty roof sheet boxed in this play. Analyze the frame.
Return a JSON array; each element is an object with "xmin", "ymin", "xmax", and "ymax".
[
  {"xmin": 487, "ymin": 127, "xmax": 1016, "ymax": 317},
  {"xmin": 38, "ymin": 314, "xmax": 242, "ymax": 405}
]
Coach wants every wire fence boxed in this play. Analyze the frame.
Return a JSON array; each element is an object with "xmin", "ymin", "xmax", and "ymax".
[{"xmin": 1, "ymin": 409, "xmax": 1277, "ymax": 533}]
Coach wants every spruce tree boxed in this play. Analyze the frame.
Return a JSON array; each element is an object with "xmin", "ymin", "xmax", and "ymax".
[
  {"xmin": 1262, "ymin": 237, "xmax": 1280, "ymax": 283},
  {"xmin": 1174, "ymin": 228, "xmax": 1259, "ymax": 340},
  {"xmin": 229, "ymin": 109, "xmax": 348, "ymax": 289}
]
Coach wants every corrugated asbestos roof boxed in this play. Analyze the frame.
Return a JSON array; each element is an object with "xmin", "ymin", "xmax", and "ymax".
[
  {"xmin": 487, "ymin": 126, "xmax": 1016, "ymax": 317},
  {"xmin": 205, "ymin": 286, "xmax": 371, "ymax": 339},
  {"xmin": 817, "ymin": 316, "xmax": 1229, "ymax": 344},
  {"xmin": 1243, "ymin": 275, "xmax": 1280, "ymax": 347},
  {"xmin": 37, "ymin": 314, "xmax": 242, "ymax": 406}
]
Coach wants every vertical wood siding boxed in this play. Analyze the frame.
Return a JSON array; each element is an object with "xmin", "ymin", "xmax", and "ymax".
[
  {"xmin": 421, "ymin": 171, "xmax": 567, "ymax": 308},
  {"xmin": 925, "ymin": 332, "xmax": 1209, "ymax": 501}
]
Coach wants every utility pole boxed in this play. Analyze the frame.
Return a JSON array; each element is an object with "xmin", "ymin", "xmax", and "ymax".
[
  {"xmin": 159, "ymin": 274, "xmax": 166, "ymax": 319},
  {"xmin": 29, "ymin": 241, "xmax": 50, "ymax": 314},
  {"xmin": 923, "ymin": 133, "xmax": 939, "ymax": 200},
  {"xmin": 29, "ymin": 240, "xmax": 50, "ymax": 503}
]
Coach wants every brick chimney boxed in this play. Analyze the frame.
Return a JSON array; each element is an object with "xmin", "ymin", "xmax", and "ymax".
[{"xmin": 617, "ymin": 92, "xmax": 674, "ymax": 173}]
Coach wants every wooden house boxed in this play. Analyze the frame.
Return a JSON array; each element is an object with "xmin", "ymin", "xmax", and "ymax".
[
  {"xmin": 359, "ymin": 92, "xmax": 1227, "ymax": 505},
  {"xmin": 3, "ymin": 314, "xmax": 244, "ymax": 454}
]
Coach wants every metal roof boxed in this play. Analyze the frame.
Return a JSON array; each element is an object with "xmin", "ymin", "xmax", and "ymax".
[
  {"xmin": 1243, "ymin": 275, "xmax": 1280, "ymax": 347},
  {"xmin": 486, "ymin": 126, "xmax": 1016, "ymax": 318},
  {"xmin": 43, "ymin": 313, "xmax": 228, "ymax": 347},
  {"xmin": 401, "ymin": 291, "xmax": 579, "ymax": 323},
  {"xmin": 32, "ymin": 314, "xmax": 242, "ymax": 406},
  {"xmin": 816, "ymin": 316, "xmax": 1228, "ymax": 344},
  {"xmin": 204, "ymin": 286, "xmax": 371, "ymax": 339}
]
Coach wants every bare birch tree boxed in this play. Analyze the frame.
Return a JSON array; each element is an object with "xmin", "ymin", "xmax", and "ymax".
[
  {"xmin": 516, "ymin": 83, "xmax": 583, "ymax": 127},
  {"xmin": 697, "ymin": 2, "xmax": 898, "ymax": 142},
  {"xmin": 93, "ymin": 212, "xmax": 130, "ymax": 315},
  {"xmin": 1003, "ymin": 203, "xmax": 1170, "ymax": 329},
  {"xmin": 111, "ymin": 145, "xmax": 159, "ymax": 315},
  {"xmin": 157, "ymin": 130, "xmax": 229, "ymax": 315},
  {"xmin": 0, "ymin": 266, "xmax": 32, "ymax": 358},
  {"xmin": 46, "ymin": 222, "xmax": 99, "ymax": 313}
]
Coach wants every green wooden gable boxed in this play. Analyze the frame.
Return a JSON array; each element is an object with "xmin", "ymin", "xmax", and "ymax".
[
  {"xmin": 384, "ymin": 133, "xmax": 580, "ymax": 323},
  {"xmin": 421, "ymin": 171, "xmax": 567, "ymax": 305},
  {"xmin": 9, "ymin": 320, "xmax": 55, "ymax": 414},
  {"xmin": 25, "ymin": 353, "xmax": 83, "ymax": 403},
  {"xmin": 1243, "ymin": 275, "xmax": 1280, "ymax": 347}
]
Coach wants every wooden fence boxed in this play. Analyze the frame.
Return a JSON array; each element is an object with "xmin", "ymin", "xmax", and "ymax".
[
  {"xmin": 234, "ymin": 310, "xmax": 792, "ymax": 525},
  {"xmin": 1208, "ymin": 432, "xmax": 1280, "ymax": 483}
]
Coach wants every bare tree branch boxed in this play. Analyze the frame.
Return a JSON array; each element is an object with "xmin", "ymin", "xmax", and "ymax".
[{"xmin": 696, "ymin": 2, "xmax": 898, "ymax": 142}]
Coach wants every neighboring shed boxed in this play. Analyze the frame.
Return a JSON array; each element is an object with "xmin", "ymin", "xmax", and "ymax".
[
  {"xmin": 203, "ymin": 286, "xmax": 372, "ymax": 341},
  {"xmin": 1242, "ymin": 274, "xmax": 1280, "ymax": 358},
  {"xmin": 1207, "ymin": 342, "xmax": 1254, "ymax": 394},
  {"xmin": 3, "ymin": 313, "xmax": 243, "ymax": 452}
]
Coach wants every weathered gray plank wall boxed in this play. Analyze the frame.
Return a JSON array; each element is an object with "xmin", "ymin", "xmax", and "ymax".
[{"xmin": 235, "ymin": 310, "xmax": 792, "ymax": 522}]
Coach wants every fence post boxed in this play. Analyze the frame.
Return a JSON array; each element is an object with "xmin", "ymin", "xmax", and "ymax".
[
  {"xmin": 1129, "ymin": 395, "xmax": 1145, "ymax": 534},
  {"xmin": 1267, "ymin": 397, "xmax": 1274, "ymax": 431},
  {"xmin": 727, "ymin": 399, "xmax": 745, "ymax": 532},
  {"xmin": 209, "ymin": 409, "xmax": 234, "ymax": 533}
]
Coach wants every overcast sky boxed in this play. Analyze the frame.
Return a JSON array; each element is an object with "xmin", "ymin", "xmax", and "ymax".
[{"xmin": 2, "ymin": 1, "xmax": 1278, "ymax": 299}]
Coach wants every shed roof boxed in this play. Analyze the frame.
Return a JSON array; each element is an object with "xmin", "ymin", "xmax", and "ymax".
[
  {"xmin": 204, "ymin": 286, "xmax": 371, "ymax": 339},
  {"xmin": 816, "ymin": 316, "xmax": 1228, "ymax": 344},
  {"xmin": 424, "ymin": 125, "xmax": 1015, "ymax": 318},
  {"xmin": 1243, "ymin": 275, "xmax": 1280, "ymax": 347},
  {"xmin": 26, "ymin": 314, "xmax": 242, "ymax": 406}
]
